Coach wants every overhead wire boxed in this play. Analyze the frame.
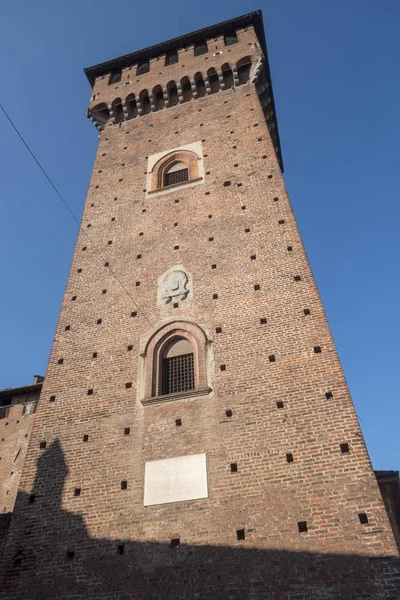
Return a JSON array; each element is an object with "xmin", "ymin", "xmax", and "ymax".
[{"xmin": 0, "ymin": 103, "xmax": 154, "ymax": 328}]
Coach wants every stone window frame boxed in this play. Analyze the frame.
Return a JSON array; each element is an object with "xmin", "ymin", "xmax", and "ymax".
[
  {"xmin": 139, "ymin": 319, "xmax": 212, "ymax": 405},
  {"xmin": 145, "ymin": 142, "xmax": 205, "ymax": 198}
]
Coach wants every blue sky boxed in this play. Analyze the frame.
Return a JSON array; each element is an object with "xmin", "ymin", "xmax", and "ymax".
[{"xmin": 0, "ymin": 0, "xmax": 398, "ymax": 470}]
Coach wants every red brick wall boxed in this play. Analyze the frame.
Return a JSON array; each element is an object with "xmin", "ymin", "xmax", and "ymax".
[
  {"xmin": 1, "ymin": 24, "xmax": 399, "ymax": 599},
  {"xmin": 0, "ymin": 394, "xmax": 39, "ymax": 515}
]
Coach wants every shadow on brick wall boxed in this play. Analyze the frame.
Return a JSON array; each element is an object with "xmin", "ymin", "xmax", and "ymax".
[{"xmin": 1, "ymin": 440, "xmax": 399, "ymax": 599}]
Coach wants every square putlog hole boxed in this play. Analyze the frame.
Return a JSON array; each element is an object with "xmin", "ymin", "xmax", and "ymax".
[
  {"xmin": 298, "ymin": 521, "xmax": 308, "ymax": 533},
  {"xmin": 170, "ymin": 538, "xmax": 180, "ymax": 549},
  {"xmin": 340, "ymin": 443, "xmax": 350, "ymax": 454},
  {"xmin": 225, "ymin": 409, "xmax": 232, "ymax": 417},
  {"xmin": 236, "ymin": 529, "xmax": 245, "ymax": 541}
]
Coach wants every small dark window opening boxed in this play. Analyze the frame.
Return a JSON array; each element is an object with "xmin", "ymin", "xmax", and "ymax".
[
  {"xmin": 224, "ymin": 31, "xmax": 238, "ymax": 46},
  {"xmin": 225, "ymin": 409, "xmax": 232, "ymax": 417},
  {"xmin": 286, "ymin": 453, "xmax": 294, "ymax": 463},
  {"xmin": 359, "ymin": 512, "xmax": 369, "ymax": 524},
  {"xmin": 117, "ymin": 544, "xmax": 125, "ymax": 555},
  {"xmin": 164, "ymin": 168, "xmax": 189, "ymax": 187},
  {"xmin": 165, "ymin": 51, "xmax": 178, "ymax": 66},
  {"xmin": 28, "ymin": 494, "xmax": 35, "ymax": 504},
  {"xmin": 175, "ymin": 418, "xmax": 182, "ymax": 427},
  {"xmin": 170, "ymin": 538, "xmax": 180, "ymax": 548},
  {"xmin": 276, "ymin": 401, "xmax": 284, "ymax": 409},
  {"xmin": 108, "ymin": 71, "xmax": 122, "ymax": 85},
  {"xmin": 121, "ymin": 480, "xmax": 127, "ymax": 490},
  {"xmin": 236, "ymin": 529, "xmax": 245, "ymax": 540},
  {"xmin": 136, "ymin": 60, "xmax": 149, "ymax": 75},
  {"xmin": 194, "ymin": 41, "xmax": 208, "ymax": 56},
  {"xmin": 340, "ymin": 443, "xmax": 350, "ymax": 453},
  {"xmin": 298, "ymin": 521, "xmax": 308, "ymax": 533},
  {"xmin": 230, "ymin": 462, "xmax": 238, "ymax": 473},
  {"xmin": 162, "ymin": 353, "xmax": 194, "ymax": 395},
  {"xmin": 83, "ymin": 434, "xmax": 89, "ymax": 442}
]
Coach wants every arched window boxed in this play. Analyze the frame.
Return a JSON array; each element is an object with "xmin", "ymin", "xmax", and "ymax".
[
  {"xmin": 139, "ymin": 320, "xmax": 212, "ymax": 404},
  {"xmin": 149, "ymin": 149, "xmax": 201, "ymax": 192},
  {"xmin": 160, "ymin": 337, "xmax": 194, "ymax": 395},
  {"xmin": 164, "ymin": 161, "xmax": 188, "ymax": 187}
]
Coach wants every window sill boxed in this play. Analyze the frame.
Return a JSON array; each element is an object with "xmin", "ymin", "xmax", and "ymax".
[
  {"xmin": 147, "ymin": 177, "xmax": 203, "ymax": 195},
  {"xmin": 141, "ymin": 386, "xmax": 211, "ymax": 406}
]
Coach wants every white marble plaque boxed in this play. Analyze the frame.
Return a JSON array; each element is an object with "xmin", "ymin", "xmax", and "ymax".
[{"xmin": 144, "ymin": 453, "xmax": 208, "ymax": 506}]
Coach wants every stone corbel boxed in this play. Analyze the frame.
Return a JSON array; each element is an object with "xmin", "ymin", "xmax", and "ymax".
[
  {"xmin": 177, "ymin": 83, "xmax": 184, "ymax": 103},
  {"xmin": 135, "ymin": 95, "xmax": 143, "ymax": 116},
  {"xmin": 203, "ymin": 75, "xmax": 211, "ymax": 94},
  {"xmin": 162, "ymin": 87, "xmax": 169, "ymax": 108},
  {"xmin": 190, "ymin": 78, "xmax": 198, "ymax": 98},
  {"xmin": 217, "ymin": 70, "xmax": 225, "ymax": 90}
]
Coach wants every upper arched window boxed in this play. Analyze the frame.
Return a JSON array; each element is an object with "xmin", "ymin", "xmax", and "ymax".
[
  {"xmin": 146, "ymin": 143, "xmax": 205, "ymax": 196},
  {"xmin": 164, "ymin": 161, "xmax": 189, "ymax": 187},
  {"xmin": 149, "ymin": 148, "xmax": 201, "ymax": 193}
]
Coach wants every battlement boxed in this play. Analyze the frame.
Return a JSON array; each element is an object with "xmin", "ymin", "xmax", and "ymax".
[{"xmin": 84, "ymin": 11, "xmax": 283, "ymax": 170}]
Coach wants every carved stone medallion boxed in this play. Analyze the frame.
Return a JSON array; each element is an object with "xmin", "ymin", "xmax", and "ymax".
[{"xmin": 162, "ymin": 270, "xmax": 189, "ymax": 304}]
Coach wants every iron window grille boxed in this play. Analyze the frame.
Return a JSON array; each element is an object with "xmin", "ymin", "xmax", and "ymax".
[
  {"xmin": 161, "ymin": 353, "xmax": 195, "ymax": 395},
  {"xmin": 164, "ymin": 168, "xmax": 189, "ymax": 187}
]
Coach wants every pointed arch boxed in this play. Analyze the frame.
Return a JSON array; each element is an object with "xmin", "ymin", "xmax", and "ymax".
[
  {"xmin": 207, "ymin": 68, "xmax": 220, "ymax": 94},
  {"xmin": 167, "ymin": 81, "xmax": 179, "ymax": 107},
  {"xmin": 139, "ymin": 89, "xmax": 151, "ymax": 115},
  {"xmin": 152, "ymin": 85, "xmax": 165, "ymax": 111},
  {"xmin": 194, "ymin": 72, "xmax": 206, "ymax": 98},
  {"xmin": 125, "ymin": 93, "xmax": 138, "ymax": 119},
  {"xmin": 221, "ymin": 63, "xmax": 234, "ymax": 89},
  {"xmin": 111, "ymin": 98, "xmax": 124, "ymax": 123},
  {"xmin": 180, "ymin": 76, "xmax": 193, "ymax": 102}
]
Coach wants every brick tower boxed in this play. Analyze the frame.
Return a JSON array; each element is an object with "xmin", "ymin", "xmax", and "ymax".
[{"xmin": 1, "ymin": 11, "xmax": 399, "ymax": 599}]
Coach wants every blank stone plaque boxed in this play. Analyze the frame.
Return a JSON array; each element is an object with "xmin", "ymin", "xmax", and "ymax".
[{"xmin": 144, "ymin": 453, "xmax": 208, "ymax": 506}]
